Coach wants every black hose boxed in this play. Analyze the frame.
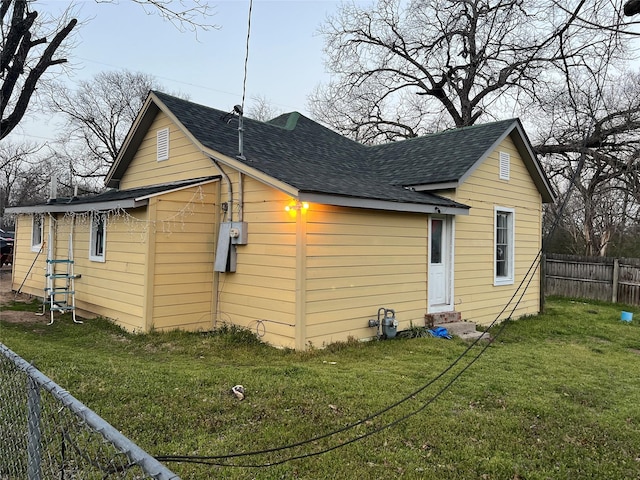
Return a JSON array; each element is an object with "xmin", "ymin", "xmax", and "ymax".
[{"xmin": 16, "ymin": 244, "xmax": 44, "ymax": 295}]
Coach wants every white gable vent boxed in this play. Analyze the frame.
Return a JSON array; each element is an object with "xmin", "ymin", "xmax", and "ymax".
[
  {"xmin": 499, "ymin": 151, "xmax": 510, "ymax": 180},
  {"xmin": 157, "ymin": 128, "xmax": 169, "ymax": 162}
]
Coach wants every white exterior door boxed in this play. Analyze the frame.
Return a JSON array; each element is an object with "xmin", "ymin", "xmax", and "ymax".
[{"xmin": 428, "ymin": 216, "xmax": 454, "ymax": 312}]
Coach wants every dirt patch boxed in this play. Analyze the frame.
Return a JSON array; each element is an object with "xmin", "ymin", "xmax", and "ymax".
[{"xmin": 0, "ymin": 266, "xmax": 46, "ymax": 325}]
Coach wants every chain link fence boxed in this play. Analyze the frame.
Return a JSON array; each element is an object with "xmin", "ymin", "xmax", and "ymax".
[{"xmin": 0, "ymin": 342, "xmax": 180, "ymax": 479}]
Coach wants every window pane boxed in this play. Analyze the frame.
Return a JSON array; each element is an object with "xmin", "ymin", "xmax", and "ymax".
[
  {"xmin": 32, "ymin": 216, "xmax": 42, "ymax": 246},
  {"xmin": 497, "ymin": 227, "xmax": 506, "ymax": 244},
  {"xmin": 431, "ymin": 219, "xmax": 442, "ymax": 264},
  {"xmin": 91, "ymin": 214, "xmax": 106, "ymax": 260},
  {"xmin": 95, "ymin": 217, "xmax": 104, "ymax": 256},
  {"xmin": 495, "ymin": 211, "xmax": 510, "ymax": 279},
  {"xmin": 496, "ymin": 250, "xmax": 506, "ymax": 276}
]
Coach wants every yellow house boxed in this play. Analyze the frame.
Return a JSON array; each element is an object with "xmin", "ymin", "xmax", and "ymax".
[{"xmin": 6, "ymin": 91, "xmax": 554, "ymax": 349}]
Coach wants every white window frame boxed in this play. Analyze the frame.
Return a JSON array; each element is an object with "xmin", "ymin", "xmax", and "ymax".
[
  {"xmin": 494, "ymin": 206, "xmax": 515, "ymax": 286},
  {"xmin": 157, "ymin": 127, "xmax": 169, "ymax": 162},
  {"xmin": 31, "ymin": 215, "xmax": 43, "ymax": 252},
  {"xmin": 89, "ymin": 212, "xmax": 106, "ymax": 262}
]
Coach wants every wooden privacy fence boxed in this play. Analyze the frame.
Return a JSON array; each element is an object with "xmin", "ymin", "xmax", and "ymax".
[{"xmin": 545, "ymin": 253, "xmax": 640, "ymax": 305}]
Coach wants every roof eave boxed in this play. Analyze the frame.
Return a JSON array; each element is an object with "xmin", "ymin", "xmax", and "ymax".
[
  {"xmin": 105, "ymin": 93, "xmax": 160, "ymax": 188},
  {"xmin": 5, "ymin": 198, "xmax": 148, "ymax": 215},
  {"xmin": 443, "ymin": 119, "xmax": 555, "ymax": 204},
  {"xmin": 298, "ymin": 192, "xmax": 470, "ymax": 215},
  {"xmin": 407, "ymin": 181, "xmax": 459, "ymax": 192},
  {"xmin": 509, "ymin": 123, "xmax": 556, "ymax": 203},
  {"xmin": 6, "ymin": 177, "xmax": 220, "ymax": 215}
]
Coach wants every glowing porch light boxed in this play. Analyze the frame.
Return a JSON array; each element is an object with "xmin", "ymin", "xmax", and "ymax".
[{"xmin": 285, "ymin": 200, "xmax": 310, "ymax": 214}]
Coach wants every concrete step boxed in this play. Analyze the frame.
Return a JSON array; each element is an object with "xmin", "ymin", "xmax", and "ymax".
[
  {"xmin": 434, "ymin": 321, "xmax": 477, "ymax": 336},
  {"xmin": 433, "ymin": 320, "xmax": 492, "ymax": 343},
  {"xmin": 457, "ymin": 330, "xmax": 492, "ymax": 343}
]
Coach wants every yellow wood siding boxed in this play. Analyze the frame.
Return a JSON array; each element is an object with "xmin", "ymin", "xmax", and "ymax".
[
  {"xmin": 10, "ymin": 214, "xmax": 47, "ymax": 299},
  {"xmin": 444, "ymin": 135, "xmax": 543, "ymax": 325},
  {"xmin": 119, "ymin": 111, "xmax": 217, "ymax": 189},
  {"xmin": 10, "ymin": 210, "xmax": 150, "ymax": 331},
  {"xmin": 304, "ymin": 206, "xmax": 427, "ymax": 347},
  {"xmin": 148, "ymin": 182, "xmax": 217, "ymax": 331},
  {"xmin": 215, "ymin": 172, "xmax": 298, "ymax": 348},
  {"xmin": 11, "ymin": 183, "xmax": 219, "ymax": 333},
  {"xmin": 62, "ymin": 209, "xmax": 148, "ymax": 331},
  {"xmin": 10, "ymin": 120, "xmax": 544, "ymax": 349}
]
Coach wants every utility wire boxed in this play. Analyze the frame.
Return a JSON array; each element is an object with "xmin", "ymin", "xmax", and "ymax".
[
  {"xmin": 158, "ymin": 259, "xmax": 540, "ymax": 468},
  {"xmin": 241, "ymin": 0, "xmax": 253, "ymax": 113},
  {"xmin": 157, "ymin": 244, "xmax": 543, "ymax": 467},
  {"xmin": 156, "ymin": 250, "xmax": 542, "ymax": 468}
]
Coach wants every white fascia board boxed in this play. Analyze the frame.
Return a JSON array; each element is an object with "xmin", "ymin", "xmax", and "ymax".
[
  {"xmin": 5, "ymin": 198, "xmax": 147, "ymax": 215},
  {"xmin": 408, "ymin": 181, "xmax": 459, "ymax": 191},
  {"xmin": 298, "ymin": 193, "xmax": 470, "ymax": 215}
]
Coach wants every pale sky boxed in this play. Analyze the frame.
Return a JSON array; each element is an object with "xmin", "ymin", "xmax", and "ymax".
[{"xmin": 13, "ymin": 0, "xmax": 348, "ymax": 143}]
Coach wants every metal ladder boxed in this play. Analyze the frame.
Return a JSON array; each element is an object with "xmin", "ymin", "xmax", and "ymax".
[{"xmin": 44, "ymin": 224, "xmax": 82, "ymax": 326}]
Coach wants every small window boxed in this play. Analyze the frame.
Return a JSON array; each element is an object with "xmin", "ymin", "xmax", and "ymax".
[
  {"xmin": 499, "ymin": 151, "xmax": 510, "ymax": 180},
  {"xmin": 31, "ymin": 215, "xmax": 43, "ymax": 252},
  {"xmin": 157, "ymin": 128, "xmax": 169, "ymax": 162},
  {"xmin": 494, "ymin": 207, "xmax": 514, "ymax": 285},
  {"xmin": 89, "ymin": 212, "xmax": 106, "ymax": 262},
  {"xmin": 430, "ymin": 218, "xmax": 443, "ymax": 264}
]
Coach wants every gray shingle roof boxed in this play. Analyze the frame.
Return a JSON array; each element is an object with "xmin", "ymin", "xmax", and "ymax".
[
  {"xmin": 103, "ymin": 91, "xmax": 552, "ymax": 212},
  {"xmin": 6, "ymin": 177, "xmax": 218, "ymax": 213},
  {"xmin": 369, "ymin": 119, "xmax": 518, "ymax": 186},
  {"xmin": 153, "ymin": 91, "xmax": 482, "ymax": 210}
]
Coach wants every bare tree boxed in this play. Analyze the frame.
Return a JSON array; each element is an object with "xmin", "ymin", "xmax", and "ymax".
[
  {"xmin": 534, "ymin": 67, "xmax": 640, "ymax": 256},
  {"xmin": 48, "ymin": 70, "xmax": 165, "ymax": 181},
  {"xmin": 309, "ymin": 0, "xmax": 632, "ymax": 143},
  {"xmin": 246, "ymin": 94, "xmax": 283, "ymax": 122},
  {"xmin": 0, "ymin": 0, "xmax": 77, "ymax": 140},
  {"xmin": 0, "ymin": 140, "xmax": 48, "ymax": 225},
  {"xmin": 1, "ymin": 0, "xmax": 215, "ymax": 142},
  {"xmin": 116, "ymin": 0, "xmax": 218, "ymax": 33},
  {"xmin": 310, "ymin": 0, "xmax": 640, "ymax": 255}
]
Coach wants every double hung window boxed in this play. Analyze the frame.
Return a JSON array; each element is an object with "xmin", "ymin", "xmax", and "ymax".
[
  {"xmin": 494, "ymin": 207, "xmax": 514, "ymax": 285},
  {"xmin": 89, "ymin": 212, "xmax": 106, "ymax": 262}
]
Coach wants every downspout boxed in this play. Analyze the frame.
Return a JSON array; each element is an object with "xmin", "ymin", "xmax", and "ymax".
[
  {"xmin": 236, "ymin": 109, "xmax": 245, "ymax": 222},
  {"xmin": 208, "ymin": 155, "xmax": 233, "ymax": 222},
  {"xmin": 43, "ymin": 212, "xmax": 55, "ymax": 314},
  {"xmin": 238, "ymin": 173, "xmax": 243, "ymax": 222},
  {"xmin": 211, "ymin": 182, "xmax": 222, "ymax": 329},
  {"xmin": 206, "ymin": 153, "xmax": 233, "ymax": 330}
]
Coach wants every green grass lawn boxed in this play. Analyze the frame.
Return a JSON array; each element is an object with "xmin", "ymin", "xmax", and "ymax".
[{"xmin": 1, "ymin": 297, "xmax": 640, "ymax": 479}]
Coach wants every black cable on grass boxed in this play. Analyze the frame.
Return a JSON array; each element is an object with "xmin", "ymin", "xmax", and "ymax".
[
  {"xmin": 156, "ymin": 248, "xmax": 543, "ymax": 467},
  {"xmin": 156, "ymin": 255, "xmax": 542, "ymax": 468}
]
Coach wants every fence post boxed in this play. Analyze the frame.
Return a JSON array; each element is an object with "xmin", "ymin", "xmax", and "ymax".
[
  {"xmin": 27, "ymin": 377, "xmax": 42, "ymax": 480},
  {"xmin": 612, "ymin": 258, "xmax": 619, "ymax": 304}
]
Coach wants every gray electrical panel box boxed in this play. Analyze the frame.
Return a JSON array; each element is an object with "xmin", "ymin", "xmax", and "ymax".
[{"xmin": 214, "ymin": 222, "xmax": 248, "ymax": 273}]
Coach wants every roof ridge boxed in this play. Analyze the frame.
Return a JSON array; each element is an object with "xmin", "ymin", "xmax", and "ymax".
[{"xmin": 367, "ymin": 118, "xmax": 518, "ymax": 148}]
